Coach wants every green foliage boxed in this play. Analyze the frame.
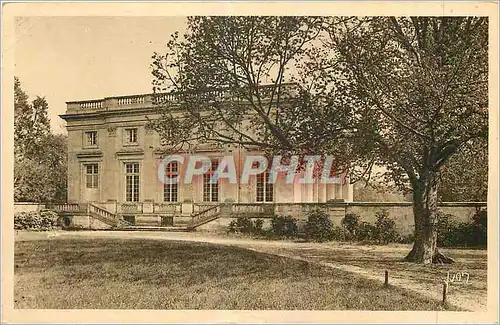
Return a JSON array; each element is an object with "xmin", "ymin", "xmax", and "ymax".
[
  {"xmin": 340, "ymin": 211, "xmax": 400, "ymax": 244},
  {"xmin": 304, "ymin": 209, "xmax": 334, "ymax": 242},
  {"xmin": 329, "ymin": 17, "xmax": 488, "ymax": 258},
  {"xmin": 356, "ymin": 222, "xmax": 378, "ymax": 242},
  {"xmin": 329, "ymin": 17, "xmax": 488, "ymax": 191},
  {"xmin": 437, "ymin": 210, "xmax": 487, "ymax": 247},
  {"xmin": 270, "ymin": 215, "xmax": 298, "ymax": 238},
  {"xmin": 330, "ymin": 226, "xmax": 347, "ymax": 241},
  {"xmin": 14, "ymin": 78, "xmax": 68, "ymax": 203},
  {"xmin": 399, "ymin": 232, "xmax": 415, "ymax": 244},
  {"xmin": 341, "ymin": 213, "xmax": 360, "ymax": 240},
  {"xmin": 472, "ymin": 210, "xmax": 487, "ymax": 246},
  {"xmin": 374, "ymin": 210, "xmax": 400, "ymax": 244},
  {"xmin": 149, "ymin": 17, "xmax": 355, "ymax": 166},
  {"xmin": 14, "ymin": 77, "xmax": 51, "ymax": 157},
  {"xmin": 439, "ymin": 140, "xmax": 487, "ymax": 202},
  {"xmin": 253, "ymin": 218, "xmax": 265, "ymax": 234},
  {"xmin": 14, "ymin": 210, "xmax": 60, "ymax": 231},
  {"xmin": 228, "ymin": 217, "xmax": 265, "ymax": 235},
  {"xmin": 15, "ymin": 134, "xmax": 68, "ymax": 203}
]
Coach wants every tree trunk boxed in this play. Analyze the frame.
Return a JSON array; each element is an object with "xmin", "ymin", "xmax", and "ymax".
[{"xmin": 404, "ymin": 173, "xmax": 454, "ymax": 264}]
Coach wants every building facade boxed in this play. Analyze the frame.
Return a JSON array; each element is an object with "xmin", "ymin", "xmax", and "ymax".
[{"xmin": 60, "ymin": 89, "xmax": 353, "ymax": 227}]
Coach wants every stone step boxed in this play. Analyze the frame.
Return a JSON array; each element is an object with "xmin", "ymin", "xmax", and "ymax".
[{"xmin": 119, "ymin": 226, "xmax": 191, "ymax": 232}]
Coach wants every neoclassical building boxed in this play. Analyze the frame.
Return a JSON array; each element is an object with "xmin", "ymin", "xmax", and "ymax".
[{"xmin": 59, "ymin": 86, "xmax": 353, "ymax": 228}]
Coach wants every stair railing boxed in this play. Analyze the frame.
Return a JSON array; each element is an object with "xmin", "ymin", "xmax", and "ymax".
[{"xmin": 188, "ymin": 205, "xmax": 221, "ymax": 229}]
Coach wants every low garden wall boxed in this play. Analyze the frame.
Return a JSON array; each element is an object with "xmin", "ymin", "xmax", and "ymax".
[
  {"xmin": 343, "ymin": 202, "xmax": 486, "ymax": 235},
  {"xmin": 14, "ymin": 202, "xmax": 45, "ymax": 214},
  {"xmin": 204, "ymin": 201, "xmax": 487, "ymax": 235}
]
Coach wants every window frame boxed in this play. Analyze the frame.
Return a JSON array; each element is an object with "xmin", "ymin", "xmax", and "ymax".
[
  {"xmin": 84, "ymin": 131, "xmax": 98, "ymax": 147},
  {"xmin": 125, "ymin": 162, "xmax": 140, "ymax": 202},
  {"xmin": 256, "ymin": 171, "xmax": 274, "ymax": 202},
  {"xmin": 124, "ymin": 128, "xmax": 138, "ymax": 145},
  {"xmin": 203, "ymin": 159, "xmax": 219, "ymax": 202},
  {"xmin": 163, "ymin": 161, "xmax": 179, "ymax": 202},
  {"xmin": 85, "ymin": 163, "xmax": 99, "ymax": 189}
]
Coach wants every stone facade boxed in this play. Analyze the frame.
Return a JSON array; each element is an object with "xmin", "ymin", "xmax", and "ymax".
[{"xmin": 60, "ymin": 91, "xmax": 354, "ymax": 218}]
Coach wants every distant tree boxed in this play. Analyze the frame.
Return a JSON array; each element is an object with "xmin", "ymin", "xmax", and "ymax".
[
  {"xmin": 14, "ymin": 77, "xmax": 51, "ymax": 158},
  {"xmin": 323, "ymin": 17, "xmax": 488, "ymax": 263},
  {"xmin": 14, "ymin": 77, "xmax": 67, "ymax": 203}
]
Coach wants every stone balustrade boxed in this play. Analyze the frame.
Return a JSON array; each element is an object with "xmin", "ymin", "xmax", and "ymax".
[
  {"xmin": 65, "ymin": 83, "xmax": 299, "ymax": 114},
  {"xmin": 79, "ymin": 100, "xmax": 103, "ymax": 109}
]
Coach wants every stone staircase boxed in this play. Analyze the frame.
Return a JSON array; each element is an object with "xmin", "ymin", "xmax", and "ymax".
[
  {"xmin": 119, "ymin": 225, "xmax": 191, "ymax": 232},
  {"xmin": 52, "ymin": 202, "xmax": 223, "ymax": 232},
  {"xmin": 87, "ymin": 203, "xmax": 132, "ymax": 228},
  {"xmin": 51, "ymin": 202, "xmax": 131, "ymax": 229},
  {"xmin": 187, "ymin": 205, "xmax": 221, "ymax": 231}
]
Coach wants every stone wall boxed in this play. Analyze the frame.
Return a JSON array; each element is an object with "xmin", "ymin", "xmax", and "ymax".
[
  {"xmin": 203, "ymin": 202, "xmax": 487, "ymax": 234},
  {"xmin": 70, "ymin": 215, "xmax": 112, "ymax": 230},
  {"xmin": 344, "ymin": 202, "xmax": 486, "ymax": 235},
  {"xmin": 14, "ymin": 202, "xmax": 45, "ymax": 213}
]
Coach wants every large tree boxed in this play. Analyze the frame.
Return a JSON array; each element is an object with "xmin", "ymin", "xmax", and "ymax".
[
  {"xmin": 151, "ymin": 17, "xmax": 488, "ymax": 264},
  {"xmin": 322, "ymin": 17, "xmax": 488, "ymax": 263},
  {"xmin": 14, "ymin": 77, "xmax": 51, "ymax": 158},
  {"xmin": 14, "ymin": 77, "xmax": 67, "ymax": 203}
]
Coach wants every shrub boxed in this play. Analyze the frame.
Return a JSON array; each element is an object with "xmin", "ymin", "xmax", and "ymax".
[
  {"xmin": 14, "ymin": 210, "xmax": 59, "ymax": 231},
  {"xmin": 374, "ymin": 209, "xmax": 399, "ymax": 244},
  {"xmin": 341, "ymin": 213, "xmax": 360, "ymax": 240},
  {"xmin": 228, "ymin": 217, "xmax": 265, "ymax": 235},
  {"xmin": 253, "ymin": 218, "xmax": 264, "ymax": 234},
  {"xmin": 441, "ymin": 221, "xmax": 471, "ymax": 247},
  {"xmin": 356, "ymin": 221, "xmax": 377, "ymax": 241},
  {"xmin": 437, "ymin": 212, "xmax": 456, "ymax": 247},
  {"xmin": 270, "ymin": 215, "xmax": 298, "ymax": 238},
  {"xmin": 305, "ymin": 209, "xmax": 334, "ymax": 242},
  {"xmin": 331, "ymin": 226, "xmax": 347, "ymax": 241},
  {"xmin": 437, "ymin": 210, "xmax": 487, "ymax": 248},
  {"xmin": 340, "ymin": 210, "xmax": 400, "ymax": 244},
  {"xmin": 398, "ymin": 232, "xmax": 415, "ymax": 244},
  {"xmin": 228, "ymin": 217, "xmax": 252, "ymax": 233},
  {"xmin": 471, "ymin": 209, "xmax": 487, "ymax": 246}
]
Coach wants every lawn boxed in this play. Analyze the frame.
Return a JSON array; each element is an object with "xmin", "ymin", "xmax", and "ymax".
[
  {"xmin": 14, "ymin": 236, "xmax": 456, "ymax": 310},
  {"xmin": 246, "ymin": 241, "xmax": 487, "ymax": 311}
]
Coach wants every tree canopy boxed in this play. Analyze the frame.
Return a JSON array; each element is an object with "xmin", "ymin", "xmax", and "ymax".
[
  {"xmin": 325, "ymin": 17, "xmax": 488, "ymax": 263},
  {"xmin": 150, "ymin": 17, "xmax": 361, "ymax": 174},
  {"xmin": 14, "ymin": 77, "xmax": 67, "ymax": 203}
]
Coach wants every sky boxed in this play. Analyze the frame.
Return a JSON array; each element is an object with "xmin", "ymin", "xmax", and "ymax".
[{"xmin": 15, "ymin": 16, "xmax": 187, "ymax": 134}]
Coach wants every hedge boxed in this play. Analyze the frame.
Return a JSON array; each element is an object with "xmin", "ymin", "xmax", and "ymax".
[
  {"xmin": 223, "ymin": 209, "xmax": 487, "ymax": 248},
  {"xmin": 14, "ymin": 210, "xmax": 60, "ymax": 231}
]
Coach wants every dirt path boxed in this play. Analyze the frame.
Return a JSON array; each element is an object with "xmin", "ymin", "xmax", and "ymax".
[{"xmin": 16, "ymin": 230, "xmax": 487, "ymax": 311}]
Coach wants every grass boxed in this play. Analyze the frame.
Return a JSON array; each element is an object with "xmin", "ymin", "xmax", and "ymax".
[
  {"xmin": 283, "ymin": 243, "xmax": 487, "ymax": 290},
  {"xmin": 258, "ymin": 242, "xmax": 487, "ymax": 310},
  {"xmin": 14, "ymin": 237, "xmax": 457, "ymax": 310}
]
